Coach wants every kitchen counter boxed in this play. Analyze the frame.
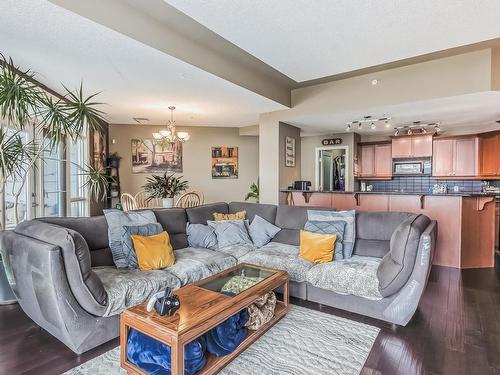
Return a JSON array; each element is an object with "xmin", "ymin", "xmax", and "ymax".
[
  {"xmin": 280, "ymin": 189, "xmax": 498, "ymax": 269},
  {"xmin": 280, "ymin": 189, "xmax": 499, "ymax": 197}
]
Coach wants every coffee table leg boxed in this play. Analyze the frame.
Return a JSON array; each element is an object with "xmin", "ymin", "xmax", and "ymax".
[
  {"xmin": 171, "ymin": 338, "xmax": 184, "ymax": 375},
  {"xmin": 283, "ymin": 278, "xmax": 289, "ymax": 307}
]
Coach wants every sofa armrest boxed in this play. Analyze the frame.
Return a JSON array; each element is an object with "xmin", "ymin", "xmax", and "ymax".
[
  {"xmin": 381, "ymin": 220, "xmax": 437, "ymax": 325},
  {"xmin": 0, "ymin": 230, "xmax": 117, "ymax": 353},
  {"xmin": 13, "ymin": 220, "xmax": 108, "ymax": 316}
]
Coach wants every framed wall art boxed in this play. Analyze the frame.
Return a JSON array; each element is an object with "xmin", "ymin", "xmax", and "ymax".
[
  {"xmin": 131, "ymin": 139, "xmax": 183, "ymax": 173},
  {"xmin": 211, "ymin": 146, "xmax": 238, "ymax": 179}
]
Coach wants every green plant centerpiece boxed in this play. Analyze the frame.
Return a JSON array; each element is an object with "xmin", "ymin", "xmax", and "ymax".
[
  {"xmin": 143, "ymin": 173, "xmax": 188, "ymax": 208},
  {"xmin": 244, "ymin": 179, "xmax": 259, "ymax": 203}
]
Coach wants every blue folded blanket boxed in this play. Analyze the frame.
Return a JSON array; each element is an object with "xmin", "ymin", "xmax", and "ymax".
[
  {"xmin": 205, "ymin": 308, "xmax": 249, "ymax": 357},
  {"xmin": 126, "ymin": 329, "xmax": 206, "ymax": 375}
]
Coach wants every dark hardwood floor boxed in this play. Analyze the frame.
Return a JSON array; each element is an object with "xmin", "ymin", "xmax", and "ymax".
[{"xmin": 1, "ymin": 265, "xmax": 500, "ymax": 375}]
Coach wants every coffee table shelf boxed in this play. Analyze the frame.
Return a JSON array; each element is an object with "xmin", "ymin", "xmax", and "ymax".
[{"xmin": 120, "ymin": 263, "xmax": 289, "ymax": 375}]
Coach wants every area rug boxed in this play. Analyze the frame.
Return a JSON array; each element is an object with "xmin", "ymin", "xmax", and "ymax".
[{"xmin": 64, "ymin": 305, "xmax": 379, "ymax": 375}]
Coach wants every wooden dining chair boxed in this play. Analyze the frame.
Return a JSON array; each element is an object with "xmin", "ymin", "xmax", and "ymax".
[
  {"xmin": 120, "ymin": 193, "xmax": 137, "ymax": 212},
  {"xmin": 135, "ymin": 190, "xmax": 161, "ymax": 209},
  {"xmin": 175, "ymin": 191, "xmax": 204, "ymax": 208}
]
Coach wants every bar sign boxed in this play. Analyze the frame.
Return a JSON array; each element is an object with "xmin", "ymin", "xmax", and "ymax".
[{"xmin": 322, "ymin": 138, "xmax": 342, "ymax": 145}]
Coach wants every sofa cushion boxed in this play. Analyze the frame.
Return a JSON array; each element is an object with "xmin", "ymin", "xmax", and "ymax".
[
  {"xmin": 229, "ymin": 202, "xmax": 277, "ymax": 224},
  {"xmin": 216, "ymin": 243, "xmax": 256, "ymax": 260},
  {"xmin": 377, "ymin": 214, "xmax": 430, "ymax": 297},
  {"xmin": 248, "ymin": 215, "xmax": 281, "ymax": 248},
  {"xmin": 186, "ymin": 202, "xmax": 228, "ymax": 224},
  {"xmin": 239, "ymin": 242, "xmax": 314, "ymax": 282},
  {"xmin": 207, "ymin": 220, "xmax": 252, "ymax": 248},
  {"xmin": 167, "ymin": 247, "xmax": 237, "ymax": 285},
  {"xmin": 122, "ymin": 223, "xmax": 164, "ymax": 269},
  {"xmin": 304, "ymin": 220, "xmax": 346, "ymax": 260},
  {"xmin": 306, "ymin": 256, "xmax": 382, "ymax": 300},
  {"xmin": 14, "ymin": 220, "xmax": 108, "ymax": 316},
  {"xmin": 307, "ymin": 210, "xmax": 356, "ymax": 258},
  {"xmin": 93, "ymin": 267, "xmax": 181, "ymax": 317},
  {"xmin": 187, "ymin": 223, "xmax": 218, "ymax": 249},
  {"xmin": 103, "ymin": 209, "xmax": 158, "ymax": 268}
]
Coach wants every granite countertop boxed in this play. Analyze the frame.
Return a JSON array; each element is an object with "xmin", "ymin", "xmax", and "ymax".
[{"xmin": 280, "ymin": 189, "xmax": 500, "ymax": 197}]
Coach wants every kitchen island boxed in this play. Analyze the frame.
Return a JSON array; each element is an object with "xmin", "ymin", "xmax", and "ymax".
[{"xmin": 280, "ymin": 189, "xmax": 498, "ymax": 269}]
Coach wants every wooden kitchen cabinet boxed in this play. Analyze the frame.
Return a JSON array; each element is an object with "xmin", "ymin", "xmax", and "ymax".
[
  {"xmin": 479, "ymin": 132, "xmax": 500, "ymax": 178},
  {"xmin": 432, "ymin": 136, "xmax": 478, "ymax": 177},
  {"xmin": 392, "ymin": 134, "xmax": 433, "ymax": 158},
  {"xmin": 358, "ymin": 142, "xmax": 392, "ymax": 179}
]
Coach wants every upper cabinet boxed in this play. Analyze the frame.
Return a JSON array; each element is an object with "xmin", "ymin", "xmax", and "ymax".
[
  {"xmin": 479, "ymin": 133, "xmax": 500, "ymax": 178},
  {"xmin": 358, "ymin": 142, "xmax": 392, "ymax": 179},
  {"xmin": 392, "ymin": 134, "xmax": 433, "ymax": 158},
  {"xmin": 432, "ymin": 137, "xmax": 478, "ymax": 177}
]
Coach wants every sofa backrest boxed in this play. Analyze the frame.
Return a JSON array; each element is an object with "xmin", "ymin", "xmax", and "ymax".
[
  {"xmin": 186, "ymin": 202, "xmax": 229, "ymax": 224},
  {"xmin": 228, "ymin": 202, "xmax": 277, "ymax": 224},
  {"xmin": 353, "ymin": 211, "xmax": 417, "ymax": 257},
  {"xmin": 152, "ymin": 208, "xmax": 188, "ymax": 250},
  {"xmin": 37, "ymin": 216, "xmax": 113, "ymax": 267}
]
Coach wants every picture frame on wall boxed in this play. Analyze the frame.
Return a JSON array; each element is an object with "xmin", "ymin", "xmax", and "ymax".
[
  {"xmin": 211, "ymin": 146, "xmax": 238, "ymax": 179},
  {"xmin": 131, "ymin": 139, "xmax": 183, "ymax": 173},
  {"xmin": 285, "ymin": 136, "xmax": 296, "ymax": 167}
]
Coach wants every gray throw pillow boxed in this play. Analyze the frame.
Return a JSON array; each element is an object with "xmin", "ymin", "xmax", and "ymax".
[
  {"xmin": 248, "ymin": 215, "xmax": 281, "ymax": 248},
  {"xmin": 186, "ymin": 223, "xmax": 218, "ymax": 249},
  {"xmin": 307, "ymin": 210, "xmax": 356, "ymax": 258},
  {"xmin": 304, "ymin": 220, "xmax": 346, "ymax": 260},
  {"xmin": 103, "ymin": 209, "xmax": 158, "ymax": 268},
  {"xmin": 207, "ymin": 220, "xmax": 252, "ymax": 248},
  {"xmin": 122, "ymin": 223, "xmax": 164, "ymax": 269}
]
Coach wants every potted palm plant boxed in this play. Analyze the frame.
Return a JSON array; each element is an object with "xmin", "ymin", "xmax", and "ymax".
[
  {"xmin": 244, "ymin": 179, "xmax": 259, "ymax": 203},
  {"xmin": 143, "ymin": 173, "xmax": 189, "ymax": 208}
]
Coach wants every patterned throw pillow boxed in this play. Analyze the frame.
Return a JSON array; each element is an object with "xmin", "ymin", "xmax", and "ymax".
[
  {"xmin": 186, "ymin": 223, "xmax": 218, "ymax": 249},
  {"xmin": 307, "ymin": 210, "xmax": 356, "ymax": 258},
  {"xmin": 304, "ymin": 220, "xmax": 346, "ymax": 260},
  {"xmin": 207, "ymin": 219, "xmax": 252, "ymax": 248},
  {"xmin": 103, "ymin": 209, "xmax": 158, "ymax": 268},
  {"xmin": 213, "ymin": 210, "xmax": 246, "ymax": 221},
  {"xmin": 122, "ymin": 223, "xmax": 164, "ymax": 269},
  {"xmin": 248, "ymin": 215, "xmax": 281, "ymax": 248}
]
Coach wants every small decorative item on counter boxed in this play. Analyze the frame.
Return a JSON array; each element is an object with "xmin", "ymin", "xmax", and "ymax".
[
  {"xmin": 432, "ymin": 183, "xmax": 447, "ymax": 194},
  {"xmin": 360, "ymin": 182, "xmax": 366, "ymax": 192},
  {"xmin": 366, "ymin": 184, "xmax": 373, "ymax": 192}
]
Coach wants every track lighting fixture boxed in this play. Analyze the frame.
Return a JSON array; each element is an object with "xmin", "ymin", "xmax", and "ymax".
[
  {"xmin": 346, "ymin": 116, "xmax": 392, "ymax": 131},
  {"xmin": 434, "ymin": 124, "xmax": 441, "ymax": 133},
  {"xmin": 385, "ymin": 120, "xmax": 390, "ymax": 128},
  {"xmin": 357, "ymin": 122, "xmax": 362, "ymax": 130},
  {"xmin": 393, "ymin": 121, "xmax": 441, "ymax": 136},
  {"xmin": 370, "ymin": 122, "xmax": 376, "ymax": 130},
  {"xmin": 346, "ymin": 124, "xmax": 351, "ymax": 132}
]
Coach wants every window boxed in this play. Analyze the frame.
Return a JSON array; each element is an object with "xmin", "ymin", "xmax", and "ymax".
[
  {"xmin": 42, "ymin": 143, "xmax": 65, "ymax": 217},
  {"xmin": 69, "ymin": 138, "xmax": 89, "ymax": 217}
]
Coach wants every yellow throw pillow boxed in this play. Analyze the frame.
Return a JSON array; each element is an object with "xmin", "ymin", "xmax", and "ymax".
[
  {"xmin": 213, "ymin": 210, "xmax": 246, "ymax": 221},
  {"xmin": 130, "ymin": 231, "xmax": 175, "ymax": 271},
  {"xmin": 299, "ymin": 230, "xmax": 336, "ymax": 264}
]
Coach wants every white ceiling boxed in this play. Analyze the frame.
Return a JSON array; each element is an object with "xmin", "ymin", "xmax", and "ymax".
[
  {"xmin": 0, "ymin": 0, "xmax": 285, "ymax": 126},
  {"xmin": 167, "ymin": 0, "xmax": 500, "ymax": 82},
  {"xmin": 283, "ymin": 92, "xmax": 500, "ymax": 136}
]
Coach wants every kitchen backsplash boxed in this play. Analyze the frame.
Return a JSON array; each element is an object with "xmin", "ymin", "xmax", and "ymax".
[{"xmin": 357, "ymin": 176, "xmax": 500, "ymax": 193}]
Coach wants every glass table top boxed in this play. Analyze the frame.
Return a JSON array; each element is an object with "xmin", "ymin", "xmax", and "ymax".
[{"xmin": 197, "ymin": 266, "xmax": 275, "ymax": 297}]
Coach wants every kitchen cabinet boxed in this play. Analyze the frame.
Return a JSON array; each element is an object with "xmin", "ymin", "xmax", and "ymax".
[
  {"xmin": 358, "ymin": 142, "xmax": 392, "ymax": 179},
  {"xmin": 432, "ymin": 137, "xmax": 478, "ymax": 177},
  {"xmin": 479, "ymin": 133, "xmax": 500, "ymax": 178},
  {"xmin": 392, "ymin": 134, "xmax": 433, "ymax": 158}
]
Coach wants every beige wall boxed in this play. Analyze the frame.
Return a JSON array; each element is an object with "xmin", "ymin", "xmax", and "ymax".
[
  {"xmin": 109, "ymin": 124, "xmax": 259, "ymax": 204},
  {"xmin": 301, "ymin": 132, "xmax": 356, "ymax": 190},
  {"xmin": 279, "ymin": 122, "xmax": 301, "ymax": 189}
]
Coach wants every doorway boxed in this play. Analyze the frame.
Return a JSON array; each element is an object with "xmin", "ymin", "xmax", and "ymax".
[{"xmin": 315, "ymin": 146, "xmax": 349, "ymax": 191}]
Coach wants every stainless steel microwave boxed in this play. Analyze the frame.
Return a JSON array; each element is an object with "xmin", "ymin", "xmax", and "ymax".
[{"xmin": 392, "ymin": 158, "xmax": 432, "ymax": 176}]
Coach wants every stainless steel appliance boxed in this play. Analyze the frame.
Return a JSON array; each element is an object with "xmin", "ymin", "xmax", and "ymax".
[
  {"xmin": 293, "ymin": 180, "xmax": 312, "ymax": 191},
  {"xmin": 393, "ymin": 158, "xmax": 432, "ymax": 176}
]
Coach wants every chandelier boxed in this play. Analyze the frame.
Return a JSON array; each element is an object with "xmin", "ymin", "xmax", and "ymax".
[{"xmin": 152, "ymin": 106, "xmax": 190, "ymax": 143}]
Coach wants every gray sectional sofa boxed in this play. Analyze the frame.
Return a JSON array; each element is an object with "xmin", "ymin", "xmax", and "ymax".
[{"xmin": 0, "ymin": 202, "xmax": 437, "ymax": 354}]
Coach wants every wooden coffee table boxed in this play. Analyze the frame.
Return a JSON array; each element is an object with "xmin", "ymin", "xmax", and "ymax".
[{"xmin": 120, "ymin": 263, "xmax": 289, "ymax": 375}]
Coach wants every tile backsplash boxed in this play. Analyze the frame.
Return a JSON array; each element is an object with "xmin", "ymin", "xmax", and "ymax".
[{"xmin": 356, "ymin": 176, "xmax": 500, "ymax": 194}]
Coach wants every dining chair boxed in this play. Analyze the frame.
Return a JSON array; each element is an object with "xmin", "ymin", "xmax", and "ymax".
[
  {"xmin": 135, "ymin": 190, "xmax": 161, "ymax": 209},
  {"xmin": 120, "ymin": 193, "xmax": 137, "ymax": 212},
  {"xmin": 175, "ymin": 191, "xmax": 204, "ymax": 208}
]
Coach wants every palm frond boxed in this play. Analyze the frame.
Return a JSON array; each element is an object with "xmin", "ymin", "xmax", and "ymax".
[
  {"xmin": 244, "ymin": 179, "xmax": 259, "ymax": 203},
  {"xmin": 0, "ymin": 129, "xmax": 36, "ymax": 180},
  {"xmin": 62, "ymin": 83, "xmax": 106, "ymax": 135},
  {"xmin": 79, "ymin": 162, "xmax": 113, "ymax": 202}
]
